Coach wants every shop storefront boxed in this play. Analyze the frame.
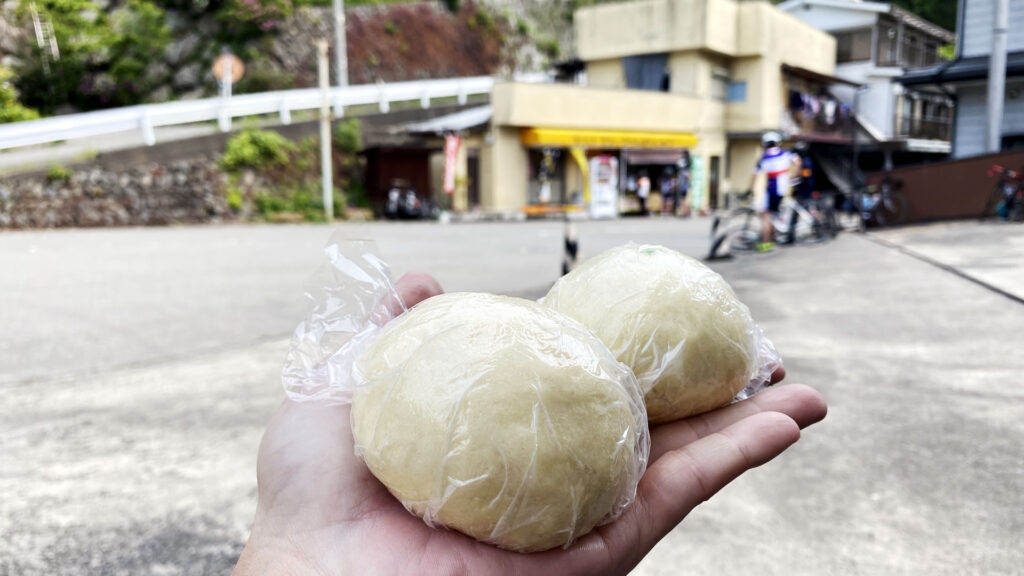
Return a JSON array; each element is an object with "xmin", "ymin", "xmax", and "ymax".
[{"xmin": 519, "ymin": 127, "xmax": 698, "ymax": 218}]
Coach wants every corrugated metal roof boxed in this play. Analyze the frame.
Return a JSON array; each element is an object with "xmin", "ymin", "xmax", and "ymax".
[
  {"xmin": 889, "ymin": 6, "xmax": 955, "ymax": 44},
  {"xmin": 402, "ymin": 106, "xmax": 492, "ymax": 134},
  {"xmin": 900, "ymin": 50, "xmax": 1024, "ymax": 85}
]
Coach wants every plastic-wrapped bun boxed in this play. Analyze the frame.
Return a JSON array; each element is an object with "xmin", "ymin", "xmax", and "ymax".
[
  {"xmin": 351, "ymin": 293, "xmax": 649, "ymax": 553},
  {"xmin": 542, "ymin": 245, "xmax": 779, "ymax": 424}
]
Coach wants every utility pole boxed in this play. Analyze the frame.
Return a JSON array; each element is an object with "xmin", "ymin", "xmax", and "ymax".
[
  {"xmin": 333, "ymin": 0, "xmax": 348, "ymax": 87},
  {"xmin": 987, "ymin": 0, "xmax": 1009, "ymax": 153},
  {"xmin": 317, "ymin": 40, "xmax": 334, "ymax": 221}
]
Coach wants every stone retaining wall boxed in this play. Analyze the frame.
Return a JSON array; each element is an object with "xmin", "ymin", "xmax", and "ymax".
[{"xmin": 0, "ymin": 157, "xmax": 234, "ymax": 229}]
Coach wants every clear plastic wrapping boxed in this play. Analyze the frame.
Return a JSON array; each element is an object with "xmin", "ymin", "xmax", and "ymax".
[
  {"xmin": 282, "ymin": 237, "xmax": 405, "ymax": 403},
  {"xmin": 542, "ymin": 244, "xmax": 782, "ymax": 423},
  {"xmin": 281, "ymin": 235, "xmax": 650, "ymax": 553}
]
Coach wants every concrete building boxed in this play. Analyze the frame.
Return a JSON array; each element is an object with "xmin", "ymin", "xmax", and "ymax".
[
  {"xmin": 901, "ymin": 0, "xmax": 1024, "ymax": 158},
  {"xmin": 778, "ymin": 0, "xmax": 956, "ymax": 164},
  {"xmin": 396, "ymin": 0, "xmax": 845, "ymax": 216}
]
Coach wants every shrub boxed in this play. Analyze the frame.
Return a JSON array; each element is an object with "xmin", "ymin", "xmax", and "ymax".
[
  {"xmin": 46, "ymin": 164, "xmax": 73, "ymax": 182},
  {"xmin": 220, "ymin": 128, "xmax": 296, "ymax": 173},
  {"xmin": 0, "ymin": 67, "xmax": 39, "ymax": 124},
  {"xmin": 537, "ymin": 38, "xmax": 562, "ymax": 59},
  {"xmin": 335, "ymin": 118, "xmax": 362, "ymax": 155},
  {"xmin": 217, "ymin": 0, "xmax": 294, "ymax": 35},
  {"xmin": 254, "ymin": 184, "xmax": 346, "ymax": 222},
  {"xmin": 226, "ymin": 188, "xmax": 244, "ymax": 211}
]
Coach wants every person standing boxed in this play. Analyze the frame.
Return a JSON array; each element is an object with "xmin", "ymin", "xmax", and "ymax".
[
  {"xmin": 660, "ymin": 168, "xmax": 675, "ymax": 216},
  {"xmin": 747, "ymin": 131, "xmax": 794, "ymax": 252},
  {"xmin": 637, "ymin": 171, "xmax": 651, "ymax": 215},
  {"xmin": 676, "ymin": 151, "xmax": 691, "ymax": 217}
]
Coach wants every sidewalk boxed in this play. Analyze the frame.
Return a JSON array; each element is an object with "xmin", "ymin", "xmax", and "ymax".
[{"xmin": 871, "ymin": 220, "xmax": 1024, "ymax": 303}]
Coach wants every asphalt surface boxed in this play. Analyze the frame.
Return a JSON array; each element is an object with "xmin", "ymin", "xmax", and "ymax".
[
  {"xmin": 1, "ymin": 219, "xmax": 1021, "ymax": 575},
  {"xmin": 0, "ymin": 219, "xmax": 710, "ymax": 386}
]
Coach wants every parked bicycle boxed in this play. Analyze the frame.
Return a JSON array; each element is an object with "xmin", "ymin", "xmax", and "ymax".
[
  {"xmin": 982, "ymin": 164, "xmax": 1024, "ymax": 221},
  {"xmin": 855, "ymin": 177, "xmax": 907, "ymax": 229},
  {"xmin": 706, "ymin": 191, "xmax": 835, "ymax": 259}
]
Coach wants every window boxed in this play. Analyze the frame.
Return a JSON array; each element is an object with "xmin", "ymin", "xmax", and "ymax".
[
  {"xmin": 727, "ymin": 81, "xmax": 747, "ymax": 103},
  {"xmin": 711, "ymin": 69, "xmax": 730, "ymax": 101},
  {"xmin": 876, "ymin": 22, "xmax": 899, "ymax": 66},
  {"xmin": 902, "ymin": 32, "xmax": 922, "ymax": 68},
  {"xmin": 623, "ymin": 53, "xmax": 670, "ymax": 92},
  {"xmin": 924, "ymin": 41, "xmax": 939, "ymax": 66},
  {"xmin": 836, "ymin": 28, "xmax": 873, "ymax": 63}
]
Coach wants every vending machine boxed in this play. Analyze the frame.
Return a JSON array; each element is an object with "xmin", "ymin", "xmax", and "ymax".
[{"xmin": 588, "ymin": 155, "xmax": 619, "ymax": 219}]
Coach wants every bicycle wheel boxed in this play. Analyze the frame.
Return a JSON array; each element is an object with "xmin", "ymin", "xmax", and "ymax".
[
  {"xmin": 820, "ymin": 203, "xmax": 838, "ymax": 239},
  {"xmin": 980, "ymin": 184, "xmax": 1006, "ymax": 220},
  {"xmin": 729, "ymin": 209, "xmax": 760, "ymax": 252},
  {"xmin": 876, "ymin": 191, "xmax": 907, "ymax": 227},
  {"xmin": 1011, "ymin": 197, "xmax": 1024, "ymax": 222},
  {"xmin": 834, "ymin": 192, "xmax": 859, "ymax": 231}
]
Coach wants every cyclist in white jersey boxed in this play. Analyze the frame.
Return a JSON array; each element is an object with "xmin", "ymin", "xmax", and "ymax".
[{"xmin": 747, "ymin": 132, "xmax": 795, "ymax": 252}]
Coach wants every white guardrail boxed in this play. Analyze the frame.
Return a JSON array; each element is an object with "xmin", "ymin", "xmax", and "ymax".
[{"xmin": 0, "ymin": 75, "xmax": 539, "ymax": 151}]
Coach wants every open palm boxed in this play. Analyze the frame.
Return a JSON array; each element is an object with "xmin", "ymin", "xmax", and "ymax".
[{"xmin": 233, "ymin": 272, "xmax": 827, "ymax": 576}]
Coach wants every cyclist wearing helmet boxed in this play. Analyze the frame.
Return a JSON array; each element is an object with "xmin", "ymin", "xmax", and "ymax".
[
  {"xmin": 786, "ymin": 140, "xmax": 814, "ymax": 245},
  {"xmin": 747, "ymin": 131, "xmax": 794, "ymax": 252}
]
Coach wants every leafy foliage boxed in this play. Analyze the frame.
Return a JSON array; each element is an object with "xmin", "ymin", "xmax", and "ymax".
[
  {"xmin": 220, "ymin": 130, "xmax": 364, "ymax": 221},
  {"xmin": 887, "ymin": 0, "xmax": 956, "ymax": 32},
  {"xmin": 335, "ymin": 118, "xmax": 362, "ymax": 155},
  {"xmin": 13, "ymin": 0, "xmax": 112, "ymax": 113},
  {"xmin": 217, "ymin": 0, "xmax": 294, "ymax": 35},
  {"xmin": 0, "ymin": 67, "xmax": 40, "ymax": 124},
  {"xmin": 107, "ymin": 0, "xmax": 173, "ymax": 105},
  {"xmin": 220, "ymin": 128, "xmax": 296, "ymax": 172},
  {"xmin": 46, "ymin": 164, "xmax": 73, "ymax": 182},
  {"xmin": 12, "ymin": 0, "xmax": 173, "ymax": 111}
]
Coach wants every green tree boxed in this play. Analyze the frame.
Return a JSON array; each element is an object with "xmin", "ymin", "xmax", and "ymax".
[
  {"xmin": 107, "ymin": 0, "xmax": 173, "ymax": 106},
  {"xmin": 13, "ymin": 0, "xmax": 112, "ymax": 113},
  {"xmin": 0, "ymin": 67, "xmax": 40, "ymax": 124},
  {"xmin": 889, "ymin": 0, "xmax": 957, "ymax": 32}
]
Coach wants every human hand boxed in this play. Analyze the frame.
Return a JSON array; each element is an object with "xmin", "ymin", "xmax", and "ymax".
[{"xmin": 233, "ymin": 272, "xmax": 826, "ymax": 576}]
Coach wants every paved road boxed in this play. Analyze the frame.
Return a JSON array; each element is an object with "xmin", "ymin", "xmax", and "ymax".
[
  {"xmin": 1, "ymin": 219, "xmax": 1021, "ymax": 575},
  {"xmin": 0, "ymin": 219, "xmax": 710, "ymax": 386}
]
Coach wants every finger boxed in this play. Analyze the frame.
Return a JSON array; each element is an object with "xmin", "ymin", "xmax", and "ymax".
[
  {"xmin": 649, "ymin": 384, "xmax": 826, "ymax": 462},
  {"xmin": 607, "ymin": 412, "xmax": 800, "ymax": 564},
  {"xmin": 395, "ymin": 271, "xmax": 443, "ymax": 309}
]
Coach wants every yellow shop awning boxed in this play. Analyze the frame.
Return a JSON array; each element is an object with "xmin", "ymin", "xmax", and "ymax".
[{"xmin": 521, "ymin": 127, "xmax": 698, "ymax": 149}]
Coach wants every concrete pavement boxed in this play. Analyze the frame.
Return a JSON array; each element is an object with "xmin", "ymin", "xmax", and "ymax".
[
  {"xmin": 0, "ymin": 219, "xmax": 710, "ymax": 386},
  {"xmin": 871, "ymin": 221, "xmax": 1024, "ymax": 303},
  {"xmin": 1, "ymin": 218, "xmax": 1021, "ymax": 575}
]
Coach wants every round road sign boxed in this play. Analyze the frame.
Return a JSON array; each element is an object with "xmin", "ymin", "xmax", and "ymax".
[{"xmin": 212, "ymin": 53, "xmax": 245, "ymax": 84}]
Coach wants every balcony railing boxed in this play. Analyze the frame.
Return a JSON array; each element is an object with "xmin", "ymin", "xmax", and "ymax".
[
  {"xmin": 895, "ymin": 116, "xmax": 952, "ymax": 141},
  {"xmin": 781, "ymin": 107, "xmax": 856, "ymax": 143}
]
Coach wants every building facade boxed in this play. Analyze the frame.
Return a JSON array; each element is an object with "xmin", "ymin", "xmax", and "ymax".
[
  {"xmin": 901, "ymin": 0, "xmax": 1024, "ymax": 158},
  {"xmin": 779, "ymin": 0, "xmax": 955, "ymax": 161},
  {"xmin": 473, "ymin": 0, "xmax": 844, "ymax": 216},
  {"xmin": 389, "ymin": 0, "xmax": 843, "ymax": 216}
]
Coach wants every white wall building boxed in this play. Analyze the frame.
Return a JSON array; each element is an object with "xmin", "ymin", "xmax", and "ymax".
[
  {"xmin": 779, "ymin": 0, "xmax": 955, "ymax": 161},
  {"xmin": 901, "ymin": 0, "xmax": 1024, "ymax": 158}
]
